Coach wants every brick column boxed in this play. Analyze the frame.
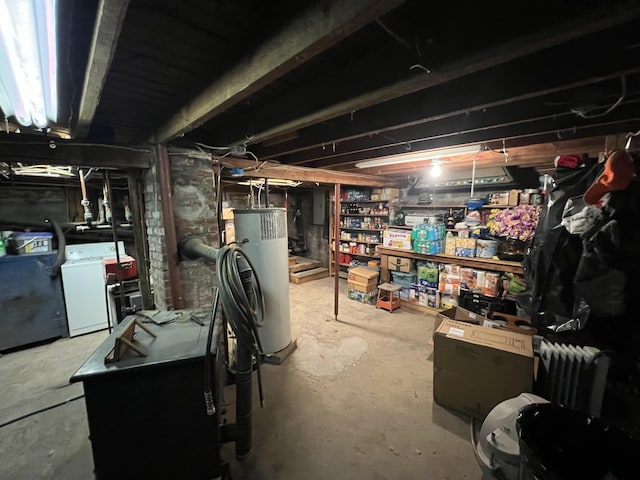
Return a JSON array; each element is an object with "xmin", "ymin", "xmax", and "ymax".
[{"xmin": 144, "ymin": 147, "xmax": 220, "ymax": 309}]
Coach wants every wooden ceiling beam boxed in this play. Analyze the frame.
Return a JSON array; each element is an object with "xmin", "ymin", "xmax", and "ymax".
[
  {"xmin": 219, "ymin": 157, "xmax": 400, "ymax": 187},
  {"xmin": 296, "ymin": 99, "xmax": 640, "ymax": 170},
  {"xmin": 235, "ymin": 6, "xmax": 640, "ymax": 148},
  {"xmin": 258, "ymin": 63, "xmax": 640, "ymax": 163},
  {"xmin": 0, "ymin": 141, "xmax": 150, "ymax": 169},
  {"xmin": 150, "ymin": 0, "xmax": 407, "ymax": 144},
  {"xmin": 74, "ymin": 0, "xmax": 130, "ymax": 139}
]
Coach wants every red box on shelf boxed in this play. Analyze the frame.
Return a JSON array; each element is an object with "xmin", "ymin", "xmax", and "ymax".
[{"xmin": 103, "ymin": 255, "xmax": 138, "ymax": 281}]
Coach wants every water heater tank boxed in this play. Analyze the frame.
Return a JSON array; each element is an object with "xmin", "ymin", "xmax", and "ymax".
[{"xmin": 233, "ymin": 208, "xmax": 291, "ymax": 354}]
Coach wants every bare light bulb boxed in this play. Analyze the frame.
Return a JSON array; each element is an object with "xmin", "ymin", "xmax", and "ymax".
[{"xmin": 430, "ymin": 163, "xmax": 442, "ymax": 178}]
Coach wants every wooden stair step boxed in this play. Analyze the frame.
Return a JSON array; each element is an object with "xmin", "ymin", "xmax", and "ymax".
[
  {"xmin": 289, "ymin": 257, "xmax": 321, "ymax": 273},
  {"xmin": 289, "ymin": 267, "xmax": 329, "ymax": 284}
]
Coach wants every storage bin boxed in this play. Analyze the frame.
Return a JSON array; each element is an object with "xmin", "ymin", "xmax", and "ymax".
[
  {"xmin": 391, "ymin": 270, "xmax": 417, "ymax": 287},
  {"xmin": 6, "ymin": 232, "xmax": 53, "ymax": 255}
]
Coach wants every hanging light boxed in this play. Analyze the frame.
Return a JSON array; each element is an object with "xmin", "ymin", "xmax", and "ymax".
[
  {"xmin": 430, "ymin": 159, "xmax": 443, "ymax": 178},
  {"xmin": 0, "ymin": 0, "xmax": 58, "ymax": 128}
]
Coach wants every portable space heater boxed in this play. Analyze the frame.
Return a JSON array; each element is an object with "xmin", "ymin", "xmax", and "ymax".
[{"xmin": 535, "ymin": 339, "xmax": 610, "ymax": 417}]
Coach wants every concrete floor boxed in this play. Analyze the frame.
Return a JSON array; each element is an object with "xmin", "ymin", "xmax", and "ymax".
[{"xmin": 0, "ymin": 277, "xmax": 482, "ymax": 479}]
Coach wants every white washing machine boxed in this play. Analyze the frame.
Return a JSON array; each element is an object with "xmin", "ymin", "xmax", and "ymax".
[{"xmin": 61, "ymin": 242, "xmax": 125, "ymax": 337}]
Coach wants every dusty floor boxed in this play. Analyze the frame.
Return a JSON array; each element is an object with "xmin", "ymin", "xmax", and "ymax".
[{"xmin": 0, "ymin": 277, "xmax": 481, "ymax": 479}]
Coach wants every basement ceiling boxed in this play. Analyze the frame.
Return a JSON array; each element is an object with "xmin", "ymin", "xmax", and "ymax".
[{"xmin": 2, "ymin": 0, "xmax": 640, "ymax": 180}]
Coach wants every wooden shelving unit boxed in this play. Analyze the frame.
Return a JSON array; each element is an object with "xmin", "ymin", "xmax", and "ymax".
[{"xmin": 330, "ymin": 192, "xmax": 389, "ymax": 277}]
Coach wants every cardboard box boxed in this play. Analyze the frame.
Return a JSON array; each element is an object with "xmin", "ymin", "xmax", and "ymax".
[
  {"xmin": 348, "ymin": 267, "xmax": 379, "ymax": 293},
  {"xmin": 434, "ymin": 306, "xmax": 486, "ymax": 332},
  {"xmin": 445, "ymin": 235, "xmax": 456, "ymax": 255},
  {"xmin": 433, "ymin": 319, "xmax": 534, "ymax": 419},
  {"xmin": 348, "ymin": 288, "xmax": 378, "ymax": 305},
  {"xmin": 508, "ymin": 189, "xmax": 522, "ymax": 206},
  {"xmin": 222, "ymin": 207, "xmax": 235, "ymax": 220},
  {"xmin": 455, "ymin": 237, "xmax": 476, "ymax": 257},
  {"xmin": 379, "ymin": 188, "xmax": 400, "ymax": 200},
  {"xmin": 224, "ymin": 219, "xmax": 235, "ymax": 244},
  {"xmin": 383, "ymin": 229, "xmax": 412, "ymax": 250},
  {"xmin": 489, "ymin": 191, "xmax": 509, "ymax": 206},
  {"xmin": 387, "ymin": 255, "xmax": 412, "ymax": 272}
]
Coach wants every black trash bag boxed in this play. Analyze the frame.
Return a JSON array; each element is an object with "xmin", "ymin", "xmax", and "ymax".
[
  {"xmin": 574, "ymin": 218, "xmax": 626, "ymax": 318},
  {"xmin": 517, "ymin": 159, "xmax": 602, "ymax": 329},
  {"xmin": 516, "ymin": 403, "xmax": 640, "ymax": 480}
]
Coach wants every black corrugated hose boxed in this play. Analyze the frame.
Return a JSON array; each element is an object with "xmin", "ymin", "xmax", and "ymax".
[
  {"xmin": 215, "ymin": 244, "xmax": 265, "ymax": 459},
  {"xmin": 204, "ymin": 287, "xmax": 221, "ymax": 416}
]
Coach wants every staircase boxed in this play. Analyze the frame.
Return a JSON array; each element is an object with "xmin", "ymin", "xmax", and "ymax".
[{"xmin": 288, "ymin": 256, "xmax": 329, "ymax": 284}]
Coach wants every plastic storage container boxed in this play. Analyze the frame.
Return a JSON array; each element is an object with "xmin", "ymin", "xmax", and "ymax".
[
  {"xmin": 391, "ymin": 270, "xmax": 417, "ymax": 287},
  {"xmin": 6, "ymin": 232, "xmax": 53, "ymax": 255}
]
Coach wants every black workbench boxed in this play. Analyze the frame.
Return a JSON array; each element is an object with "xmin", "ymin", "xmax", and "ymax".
[{"xmin": 70, "ymin": 313, "xmax": 226, "ymax": 480}]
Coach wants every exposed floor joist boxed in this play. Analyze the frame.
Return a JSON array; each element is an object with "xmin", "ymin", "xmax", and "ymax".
[
  {"xmin": 230, "ymin": 6, "xmax": 640, "ymax": 148},
  {"xmin": 74, "ymin": 0, "xmax": 130, "ymax": 139},
  {"xmin": 255, "ymin": 37, "xmax": 640, "ymax": 163},
  {"xmin": 151, "ymin": 0, "xmax": 406, "ymax": 144},
  {"xmin": 219, "ymin": 157, "xmax": 400, "ymax": 187}
]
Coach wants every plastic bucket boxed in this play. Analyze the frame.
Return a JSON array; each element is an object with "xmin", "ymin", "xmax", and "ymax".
[{"xmin": 476, "ymin": 239, "xmax": 498, "ymax": 258}]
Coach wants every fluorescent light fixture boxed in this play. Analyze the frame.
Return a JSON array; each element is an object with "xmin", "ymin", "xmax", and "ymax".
[
  {"xmin": 0, "ymin": 0, "xmax": 58, "ymax": 128},
  {"xmin": 355, "ymin": 144, "xmax": 482, "ymax": 169}
]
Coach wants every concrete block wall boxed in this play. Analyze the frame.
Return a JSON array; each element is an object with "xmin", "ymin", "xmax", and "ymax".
[{"xmin": 144, "ymin": 148, "xmax": 220, "ymax": 310}]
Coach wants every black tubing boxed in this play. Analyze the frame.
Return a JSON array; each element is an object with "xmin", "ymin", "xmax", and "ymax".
[
  {"xmin": 216, "ymin": 245, "xmax": 265, "ymax": 460},
  {"xmin": 45, "ymin": 218, "xmax": 65, "ymax": 277},
  {"xmin": 204, "ymin": 288, "xmax": 221, "ymax": 416}
]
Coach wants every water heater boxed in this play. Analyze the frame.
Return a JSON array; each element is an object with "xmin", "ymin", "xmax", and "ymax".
[{"xmin": 233, "ymin": 208, "xmax": 291, "ymax": 353}]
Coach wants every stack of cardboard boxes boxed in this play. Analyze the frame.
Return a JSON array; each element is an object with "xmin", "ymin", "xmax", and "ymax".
[{"xmin": 347, "ymin": 266, "xmax": 379, "ymax": 305}]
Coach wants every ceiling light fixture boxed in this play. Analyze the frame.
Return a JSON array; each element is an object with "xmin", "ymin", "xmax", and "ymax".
[
  {"xmin": 355, "ymin": 144, "xmax": 482, "ymax": 169},
  {"xmin": 430, "ymin": 159, "xmax": 442, "ymax": 178},
  {"xmin": 0, "ymin": 0, "xmax": 58, "ymax": 128}
]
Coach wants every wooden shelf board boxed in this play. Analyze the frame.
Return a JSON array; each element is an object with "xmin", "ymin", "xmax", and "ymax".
[
  {"xmin": 377, "ymin": 246, "xmax": 523, "ymax": 274},
  {"xmin": 398, "ymin": 204, "xmax": 514, "ymax": 209},
  {"xmin": 400, "ymin": 300, "xmax": 442, "ymax": 316},
  {"xmin": 340, "ymin": 227, "xmax": 386, "ymax": 231},
  {"xmin": 340, "ymin": 213, "xmax": 389, "ymax": 217},
  {"xmin": 334, "ymin": 199, "xmax": 390, "ymax": 203},
  {"xmin": 338, "ymin": 240, "xmax": 382, "ymax": 245}
]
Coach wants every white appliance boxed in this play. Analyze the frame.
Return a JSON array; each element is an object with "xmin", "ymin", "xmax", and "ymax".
[
  {"xmin": 234, "ymin": 208, "xmax": 291, "ymax": 354},
  {"xmin": 61, "ymin": 242, "xmax": 125, "ymax": 337}
]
